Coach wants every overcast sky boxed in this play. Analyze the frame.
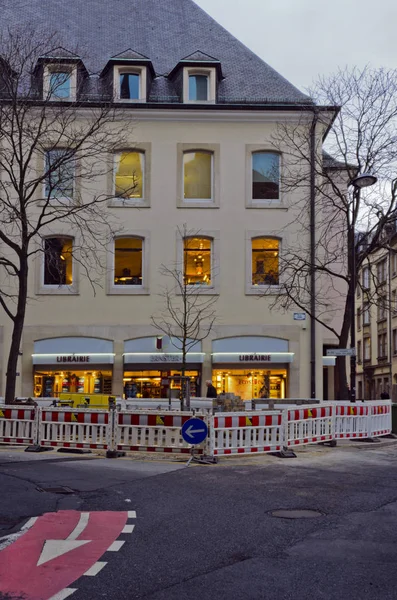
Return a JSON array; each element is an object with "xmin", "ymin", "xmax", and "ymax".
[{"xmin": 196, "ymin": 0, "xmax": 396, "ymax": 93}]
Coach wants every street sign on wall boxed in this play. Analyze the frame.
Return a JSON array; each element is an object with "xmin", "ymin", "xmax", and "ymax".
[
  {"xmin": 326, "ymin": 348, "xmax": 356, "ymax": 356},
  {"xmin": 293, "ymin": 312, "xmax": 306, "ymax": 320}
]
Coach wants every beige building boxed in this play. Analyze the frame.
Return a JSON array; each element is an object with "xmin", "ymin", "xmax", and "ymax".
[{"xmin": 0, "ymin": 0, "xmax": 340, "ymax": 401}]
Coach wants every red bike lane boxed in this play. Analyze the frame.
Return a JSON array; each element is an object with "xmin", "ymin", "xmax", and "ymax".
[{"xmin": 0, "ymin": 510, "xmax": 130, "ymax": 600}]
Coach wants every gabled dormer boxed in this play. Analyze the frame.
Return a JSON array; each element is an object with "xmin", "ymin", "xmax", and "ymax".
[
  {"xmin": 168, "ymin": 51, "xmax": 223, "ymax": 104},
  {"xmin": 34, "ymin": 47, "xmax": 87, "ymax": 101},
  {"xmin": 101, "ymin": 49, "xmax": 155, "ymax": 103}
]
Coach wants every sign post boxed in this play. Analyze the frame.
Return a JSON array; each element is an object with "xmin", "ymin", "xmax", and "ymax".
[{"xmin": 181, "ymin": 417, "xmax": 213, "ymax": 466}]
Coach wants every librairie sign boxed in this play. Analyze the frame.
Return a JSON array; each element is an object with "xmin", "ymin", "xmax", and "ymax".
[
  {"xmin": 212, "ymin": 352, "xmax": 294, "ymax": 364},
  {"xmin": 32, "ymin": 353, "xmax": 115, "ymax": 365}
]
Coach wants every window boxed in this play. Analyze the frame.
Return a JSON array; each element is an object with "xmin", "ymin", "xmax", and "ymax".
[
  {"xmin": 357, "ymin": 340, "xmax": 362, "ymax": 363},
  {"xmin": 363, "ymin": 303, "xmax": 370, "ymax": 325},
  {"xmin": 377, "ymin": 295, "xmax": 387, "ymax": 321},
  {"xmin": 362, "ymin": 267, "xmax": 370, "ymax": 289},
  {"xmin": 377, "ymin": 259, "xmax": 387, "ymax": 284},
  {"xmin": 392, "ymin": 252, "xmax": 397, "ymax": 276},
  {"xmin": 184, "ymin": 237, "xmax": 212, "ymax": 286},
  {"xmin": 43, "ymin": 237, "xmax": 73, "ymax": 286},
  {"xmin": 252, "ymin": 152, "xmax": 280, "ymax": 201},
  {"xmin": 49, "ymin": 71, "xmax": 71, "ymax": 99},
  {"xmin": 45, "ymin": 149, "xmax": 74, "ymax": 200},
  {"xmin": 114, "ymin": 151, "xmax": 144, "ymax": 200},
  {"xmin": 364, "ymin": 337, "xmax": 371, "ymax": 361},
  {"xmin": 189, "ymin": 74, "xmax": 208, "ymax": 101},
  {"xmin": 114, "ymin": 66, "xmax": 146, "ymax": 101},
  {"xmin": 114, "ymin": 238, "xmax": 143, "ymax": 286},
  {"xmin": 393, "ymin": 289, "xmax": 397, "ymax": 314},
  {"xmin": 252, "ymin": 238, "xmax": 279, "ymax": 286},
  {"xmin": 357, "ymin": 309, "xmax": 362, "ymax": 331},
  {"xmin": 378, "ymin": 333, "xmax": 387, "ymax": 358},
  {"xmin": 393, "ymin": 329, "xmax": 397, "ymax": 354},
  {"xmin": 119, "ymin": 72, "xmax": 140, "ymax": 100},
  {"xmin": 183, "ymin": 151, "xmax": 213, "ymax": 201}
]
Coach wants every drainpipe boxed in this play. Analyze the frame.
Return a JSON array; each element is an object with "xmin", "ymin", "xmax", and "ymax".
[{"xmin": 310, "ymin": 110, "xmax": 317, "ymax": 399}]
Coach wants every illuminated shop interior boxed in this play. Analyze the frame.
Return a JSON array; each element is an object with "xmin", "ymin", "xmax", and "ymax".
[
  {"xmin": 114, "ymin": 237, "xmax": 143, "ymax": 285},
  {"xmin": 184, "ymin": 237, "xmax": 211, "ymax": 285},
  {"xmin": 252, "ymin": 237, "xmax": 279, "ymax": 286},
  {"xmin": 183, "ymin": 151, "xmax": 212, "ymax": 199},
  {"xmin": 123, "ymin": 370, "xmax": 200, "ymax": 398},
  {"xmin": 115, "ymin": 151, "xmax": 144, "ymax": 198},
  {"xmin": 212, "ymin": 369, "xmax": 287, "ymax": 400},
  {"xmin": 44, "ymin": 237, "xmax": 73, "ymax": 286},
  {"xmin": 33, "ymin": 370, "xmax": 113, "ymax": 397}
]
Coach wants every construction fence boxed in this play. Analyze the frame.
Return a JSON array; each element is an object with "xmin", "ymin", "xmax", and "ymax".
[{"xmin": 0, "ymin": 401, "xmax": 392, "ymax": 458}]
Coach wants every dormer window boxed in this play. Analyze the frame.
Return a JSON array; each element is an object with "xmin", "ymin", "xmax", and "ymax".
[
  {"xmin": 44, "ymin": 65, "xmax": 76, "ymax": 101},
  {"xmin": 189, "ymin": 74, "xmax": 208, "ymax": 101},
  {"xmin": 114, "ymin": 66, "xmax": 146, "ymax": 102},
  {"xmin": 183, "ymin": 68, "xmax": 216, "ymax": 103}
]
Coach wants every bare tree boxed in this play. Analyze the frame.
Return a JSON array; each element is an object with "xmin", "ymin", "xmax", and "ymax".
[
  {"xmin": 0, "ymin": 26, "xmax": 135, "ymax": 403},
  {"xmin": 269, "ymin": 66, "xmax": 397, "ymax": 399},
  {"xmin": 151, "ymin": 225, "xmax": 218, "ymax": 407}
]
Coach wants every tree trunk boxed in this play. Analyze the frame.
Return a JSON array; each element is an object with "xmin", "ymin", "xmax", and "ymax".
[
  {"xmin": 334, "ymin": 284, "xmax": 353, "ymax": 400},
  {"xmin": 5, "ymin": 257, "xmax": 29, "ymax": 404}
]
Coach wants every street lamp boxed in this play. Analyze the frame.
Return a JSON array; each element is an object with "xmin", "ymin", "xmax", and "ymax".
[{"xmin": 349, "ymin": 172, "xmax": 378, "ymax": 402}]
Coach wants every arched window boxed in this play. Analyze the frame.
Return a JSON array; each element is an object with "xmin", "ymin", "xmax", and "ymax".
[
  {"xmin": 252, "ymin": 152, "xmax": 280, "ymax": 200},
  {"xmin": 184, "ymin": 236, "xmax": 212, "ymax": 285},
  {"xmin": 114, "ymin": 237, "xmax": 143, "ymax": 286},
  {"xmin": 114, "ymin": 151, "xmax": 145, "ymax": 200},
  {"xmin": 251, "ymin": 237, "xmax": 279, "ymax": 286},
  {"xmin": 183, "ymin": 151, "xmax": 213, "ymax": 201},
  {"xmin": 43, "ymin": 237, "xmax": 73, "ymax": 286}
]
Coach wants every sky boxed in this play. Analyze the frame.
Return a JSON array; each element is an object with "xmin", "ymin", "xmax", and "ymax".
[{"xmin": 196, "ymin": 0, "xmax": 397, "ymax": 93}]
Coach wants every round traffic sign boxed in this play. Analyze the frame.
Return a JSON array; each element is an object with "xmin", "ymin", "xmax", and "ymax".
[{"xmin": 181, "ymin": 418, "xmax": 208, "ymax": 445}]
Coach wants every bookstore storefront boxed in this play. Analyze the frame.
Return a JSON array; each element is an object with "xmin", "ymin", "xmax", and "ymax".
[
  {"xmin": 32, "ymin": 337, "xmax": 115, "ymax": 397},
  {"xmin": 211, "ymin": 336, "xmax": 294, "ymax": 401},
  {"xmin": 123, "ymin": 336, "xmax": 204, "ymax": 399}
]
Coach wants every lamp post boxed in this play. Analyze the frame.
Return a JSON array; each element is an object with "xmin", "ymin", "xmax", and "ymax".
[{"xmin": 349, "ymin": 173, "xmax": 378, "ymax": 402}]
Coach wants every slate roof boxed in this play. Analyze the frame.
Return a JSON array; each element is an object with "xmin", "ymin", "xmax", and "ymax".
[{"xmin": 2, "ymin": 0, "xmax": 313, "ymax": 105}]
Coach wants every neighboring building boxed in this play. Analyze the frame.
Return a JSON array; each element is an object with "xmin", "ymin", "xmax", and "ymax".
[
  {"xmin": 0, "ymin": 0, "xmax": 340, "ymax": 401},
  {"xmin": 356, "ymin": 227, "xmax": 397, "ymax": 400}
]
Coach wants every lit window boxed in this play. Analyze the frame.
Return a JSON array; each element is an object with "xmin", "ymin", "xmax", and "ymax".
[
  {"xmin": 252, "ymin": 238, "xmax": 279, "ymax": 286},
  {"xmin": 119, "ymin": 73, "xmax": 140, "ymax": 100},
  {"xmin": 114, "ymin": 238, "xmax": 143, "ymax": 286},
  {"xmin": 44, "ymin": 237, "xmax": 73, "ymax": 286},
  {"xmin": 189, "ymin": 74, "xmax": 208, "ymax": 101},
  {"xmin": 252, "ymin": 152, "xmax": 280, "ymax": 200},
  {"xmin": 114, "ymin": 152, "xmax": 144, "ymax": 200},
  {"xmin": 183, "ymin": 151, "xmax": 212, "ymax": 200},
  {"xmin": 45, "ymin": 149, "xmax": 74, "ymax": 200},
  {"xmin": 49, "ymin": 71, "xmax": 71, "ymax": 99},
  {"xmin": 184, "ymin": 237, "xmax": 212, "ymax": 285}
]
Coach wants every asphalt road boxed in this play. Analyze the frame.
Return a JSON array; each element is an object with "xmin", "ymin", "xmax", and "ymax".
[{"xmin": 1, "ymin": 442, "xmax": 397, "ymax": 599}]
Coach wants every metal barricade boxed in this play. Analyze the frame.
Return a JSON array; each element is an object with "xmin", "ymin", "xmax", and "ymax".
[
  {"xmin": 367, "ymin": 400, "xmax": 392, "ymax": 437},
  {"xmin": 284, "ymin": 404, "xmax": 334, "ymax": 447},
  {"xmin": 0, "ymin": 406, "xmax": 37, "ymax": 445},
  {"xmin": 116, "ymin": 411, "xmax": 207, "ymax": 454},
  {"xmin": 39, "ymin": 408, "xmax": 110, "ymax": 449},
  {"xmin": 334, "ymin": 403, "xmax": 370, "ymax": 439},
  {"xmin": 210, "ymin": 411, "xmax": 283, "ymax": 456}
]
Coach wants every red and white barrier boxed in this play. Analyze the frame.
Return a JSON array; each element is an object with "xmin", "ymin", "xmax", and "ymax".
[
  {"xmin": 335, "ymin": 403, "xmax": 370, "ymax": 439},
  {"xmin": 210, "ymin": 412, "xmax": 283, "ymax": 456},
  {"xmin": 116, "ymin": 411, "xmax": 207, "ymax": 454},
  {"xmin": 367, "ymin": 401, "xmax": 392, "ymax": 437},
  {"xmin": 39, "ymin": 408, "xmax": 110, "ymax": 449},
  {"xmin": 284, "ymin": 405, "xmax": 334, "ymax": 447},
  {"xmin": 0, "ymin": 407, "xmax": 37, "ymax": 445}
]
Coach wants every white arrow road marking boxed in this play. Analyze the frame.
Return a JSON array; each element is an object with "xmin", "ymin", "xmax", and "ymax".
[
  {"xmin": 122, "ymin": 524, "xmax": 135, "ymax": 534},
  {"xmin": 37, "ymin": 512, "xmax": 91, "ymax": 566},
  {"xmin": 107, "ymin": 540, "xmax": 125, "ymax": 552},
  {"xmin": 83, "ymin": 561, "xmax": 107, "ymax": 577},
  {"xmin": 48, "ymin": 588, "xmax": 77, "ymax": 600},
  {"xmin": 185, "ymin": 425, "xmax": 206, "ymax": 438}
]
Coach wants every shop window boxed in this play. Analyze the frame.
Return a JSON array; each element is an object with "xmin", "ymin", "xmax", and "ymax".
[
  {"xmin": 252, "ymin": 237, "xmax": 279, "ymax": 286},
  {"xmin": 114, "ymin": 237, "xmax": 143, "ymax": 286},
  {"xmin": 45, "ymin": 149, "xmax": 75, "ymax": 200},
  {"xmin": 183, "ymin": 151, "xmax": 213, "ymax": 201},
  {"xmin": 114, "ymin": 151, "xmax": 144, "ymax": 200},
  {"xmin": 43, "ymin": 237, "xmax": 73, "ymax": 286},
  {"xmin": 184, "ymin": 237, "xmax": 212, "ymax": 285},
  {"xmin": 252, "ymin": 152, "xmax": 280, "ymax": 201}
]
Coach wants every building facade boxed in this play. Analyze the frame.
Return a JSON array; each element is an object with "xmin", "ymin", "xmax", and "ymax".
[{"xmin": 0, "ymin": 0, "xmax": 339, "ymax": 401}]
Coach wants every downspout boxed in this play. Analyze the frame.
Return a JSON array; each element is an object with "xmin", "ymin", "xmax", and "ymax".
[{"xmin": 310, "ymin": 110, "xmax": 318, "ymax": 399}]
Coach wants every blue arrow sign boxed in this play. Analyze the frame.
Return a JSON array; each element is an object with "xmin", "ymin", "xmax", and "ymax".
[{"xmin": 181, "ymin": 418, "xmax": 208, "ymax": 445}]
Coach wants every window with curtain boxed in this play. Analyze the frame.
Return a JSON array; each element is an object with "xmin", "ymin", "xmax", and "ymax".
[
  {"xmin": 252, "ymin": 152, "xmax": 280, "ymax": 200},
  {"xmin": 119, "ymin": 72, "xmax": 140, "ymax": 100},
  {"xmin": 114, "ymin": 151, "xmax": 144, "ymax": 199},
  {"xmin": 44, "ymin": 237, "xmax": 73, "ymax": 286},
  {"xmin": 183, "ymin": 151, "xmax": 212, "ymax": 200},
  {"xmin": 184, "ymin": 237, "xmax": 212, "ymax": 285},
  {"xmin": 189, "ymin": 74, "xmax": 208, "ymax": 101},
  {"xmin": 252, "ymin": 238, "xmax": 279, "ymax": 285},
  {"xmin": 114, "ymin": 238, "xmax": 143, "ymax": 286}
]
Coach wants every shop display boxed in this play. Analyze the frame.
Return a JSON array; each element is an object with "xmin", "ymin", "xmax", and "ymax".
[
  {"xmin": 33, "ymin": 370, "xmax": 113, "ymax": 397},
  {"xmin": 212, "ymin": 369, "xmax": 287, "ymax": 400},
  {"xmin": 123, "ymin": 370, "xmax": 201, "ymax": 399}
]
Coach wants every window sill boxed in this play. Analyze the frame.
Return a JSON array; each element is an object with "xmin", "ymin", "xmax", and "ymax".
[
  {"xmin": 107, "ymin": 286, "xmax": 150, "ymax": 296},
  {"xmin": 246, "ymin": 284, "xmax": 283, "ymax": 296},
  {"xmin": 114, "ymin": 98, "xmax": 147, "ymax": 103},
  {"xmin": 38, "ymin": 197, "xmax": 74, "ymax": 206},
  {"xmin": 109, "ymin": 198, "xmax": 150, "ymax": 208},
  {"xmin": 36, "ymin": 285, "xmax": 78, "ymax": 296},
  {"xmin": 246, "ymin": 200, "xmax": 285, "ymax": 209},
  {"xmin": 177, "ymin": 201, "xmax": 219, "ymax": 209},
  {"xmin": 177, "ymin": 286, "xmax": 219, "ymax": 296}
]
